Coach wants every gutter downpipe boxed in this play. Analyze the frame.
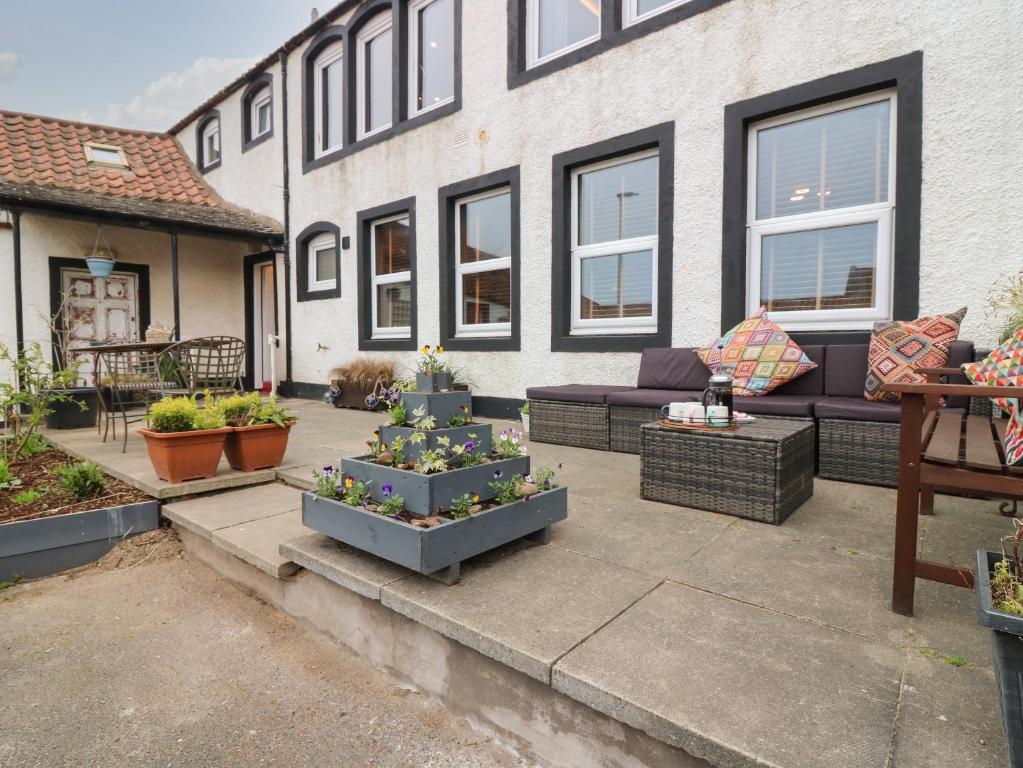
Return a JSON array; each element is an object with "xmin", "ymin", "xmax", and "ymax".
[
  {"xmin": 279, "ymin": 49, "xmax": 294, "ymax": 393},
  {"xmin": 11, "ymin": 210, "xmax": 24, "ymax": 356}
]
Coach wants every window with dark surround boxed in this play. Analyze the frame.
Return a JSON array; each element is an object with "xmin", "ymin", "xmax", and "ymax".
[
  {"xmin": 302, "ymin": 1, "xmax": 462, "ymax": 174},
  {"xmin": 720, "ymin": 51, "xmax": 923, "ymax": 346},
  {"xmin": 296, "ymin": 221, "xmax": 342, "ymax": 302},
  {"xmin": 438, "ymin": 167, "xmax": 520, "ymax": 351},
  {"xmin": 195, "ymin": 110, "xmax": 221, "ymax": 173},
  {"xmin": 241, "ymin": 74, "xmax": 274, "ymax": 151},
  {"xmin": 507, "ymin": 0, "xmax": 731, "ymax": 89},
  {"xmin": 357, "ymin": 197, "xmax": 418, "ymax": 350},
  {"xmin": 551, "ymin": 122, "xmax": 674, "ymax": 352}
]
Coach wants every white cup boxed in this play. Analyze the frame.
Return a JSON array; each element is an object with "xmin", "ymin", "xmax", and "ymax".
[
  {"xmin": 707, "ymin": 405, "xmax": 729, "ymax": 426},
  {"xmin": 684, "ymin": 403, "xmax": 705, "ymax": 424},
  {"xmin": 661, "ymin": 402, "xmax": 688, "ymax": 420}
]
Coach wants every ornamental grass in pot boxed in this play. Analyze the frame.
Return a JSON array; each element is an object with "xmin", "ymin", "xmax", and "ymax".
[
  {"xmin": 219, "ymin": 393, "xmax": 296, "ymax": 472},
  {"xmin": 138, "ymin": 396, "xmax": 229, "ymax": 483}
]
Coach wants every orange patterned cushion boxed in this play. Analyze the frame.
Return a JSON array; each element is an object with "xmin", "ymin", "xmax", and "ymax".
[
  {"xmin": 697, "ymin": 307, "xmax": 817, "ymax": 397},
  {"xmin": 864, "ymin": 309, "xmax": 967, "ymax": 402},
  {"xmin": 962, "ymin": 327, "xmax": 1023, "ymax": 413}
]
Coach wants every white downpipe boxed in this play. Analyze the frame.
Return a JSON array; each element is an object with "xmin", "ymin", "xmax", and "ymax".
[{"xmin": 267, "ymin": 334, "xmax": 279, "ymax": 397}]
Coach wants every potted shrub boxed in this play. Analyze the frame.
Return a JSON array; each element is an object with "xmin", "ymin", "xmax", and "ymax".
[
  {"xmin": 137, "ymin": 396, "xmax": 229, "ymax": 483},
  {"xmin": 219, "ymin": 392, "xmax": 296, "ymax": 472},
  {"xmin": 519, "ymin": 402, "xmax": 530, "ymax": 434},
  {"xmin": 976, "ymin": 521, "xmax": 1023, "ymax": 764},
  {"xmin": 325, "ymin": 357, "xmax": 397, "ymax": 410},
  {"xmin": 415, "ymin": 344, "xmax": 450, "ymax": 392}
]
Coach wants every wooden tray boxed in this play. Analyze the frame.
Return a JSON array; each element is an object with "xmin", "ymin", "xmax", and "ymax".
[{"xmin": 656, "ymin": 418, "xmax": 739, "ymax": 432}]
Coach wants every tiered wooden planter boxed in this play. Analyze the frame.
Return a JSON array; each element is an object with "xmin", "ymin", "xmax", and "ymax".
[
  {"xmin": 302, "ymin": 381, "xmax": 568, "ymax": 583},
  {"xmin": 379, "ymin": 424, "xmax": 491, "ymax": 463}
]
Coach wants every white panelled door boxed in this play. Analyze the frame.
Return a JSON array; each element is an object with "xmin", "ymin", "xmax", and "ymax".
[{"xmin": 60, "ymin": 268, "xmax": 140, "ymax": 385}]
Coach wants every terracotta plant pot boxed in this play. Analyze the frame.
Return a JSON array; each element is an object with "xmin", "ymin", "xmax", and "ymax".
[
  {"xmin": 138, "ymin": 427, "xmax": 231, "ymax": 483},
  {"xmin": 223, "ymin": 421, "xmax": 294, "ymax": 472}
]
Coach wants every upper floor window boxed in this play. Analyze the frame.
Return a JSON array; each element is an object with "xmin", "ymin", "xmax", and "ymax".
[
  {"xmin": 409, "ymin": 0, "xmax": 455, "ymax": 116},
  {"xmin": 571, "ymin": 150, "xmax": 658, "ymax": 335},
  {"xmin": 747, "ymin": 91, "xmax": 896, "ymax": 330},
  {"xmin": 455, "ymin": 188, "xmax": 512, "ymax": 338},
  {"xmin": 527, "ymin": 0, "xmax": 600, "ymax": 68},
  {"xmin": 623, "ymin": 0, "xmax": 689, "ymax": 26},
  {"xmin": 196, "ymin": 112, "xmax": 221, "ymax": 171},
  {"xmin": 357, "ymin": 13, "xmax": 393, "ymax": 139},
  {"xmin": 371, "ymin": 214, "xmax": 413, "ymax": 339},
  {"xmin": 242, "ymin": 76, "xmax": 274, "ymax": 149},
  {"xmin": 251, "ymin": 87, "xmax": 272, "ymax": 138},
  {"xmin": 314, "ymin": 41, "xmax": 345, "ymax": 157}
]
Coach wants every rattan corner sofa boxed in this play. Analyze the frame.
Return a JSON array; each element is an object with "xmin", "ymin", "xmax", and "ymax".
[{"xmin": 526, "ymin": 341, "xmax": 978, "ymax": 487}]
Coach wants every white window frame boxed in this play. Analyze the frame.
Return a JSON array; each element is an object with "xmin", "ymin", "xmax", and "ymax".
[
  {"xmin": 313, "ymin": 41, "xmax": 344, "ymax": 158},
  {"xmin": 408, "ymin": 0, "xmax": 455, "ymax": 117},
  {"xmin": 746, "ymin": 89, "xmax": 897, "ymax": 331},
  {"xmin": 569, "ymin": 149, "xmax": 659, "ymax": 335},
  {"xmin": 83, "ymin": 142, "xmax": 129, "ymax": 168},
  {"xmin": 307, "ymin": 232, "xmax": 337, "ymax": 293},
  {"xmin": 623, "ymin": 0, "xmax": 688, "ymax": 26},
  {"xmin": 356, "ymin": 12, "xmax": 393, "ymax": 141},
  {"xmin": 251, "ymin": 86, "xmax": 272, "ymax": 139},
  {"xmin": 370, "ymin": 213, "xmax": 412, "ymax": 340},
  {"xmin": 454, "ymin": 187, "xmax": 513, "ymax": 339},
  {"xmin": 201, "ymin": 119, "xmax": 220, "ymax": 168},
  {"xmin": 526, "ymin": 0, "xmax": 601, "ymax": 69}
]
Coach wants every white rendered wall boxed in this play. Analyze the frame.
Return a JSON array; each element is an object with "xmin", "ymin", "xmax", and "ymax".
[{"xmin": 182, "ymin": 0, "xmax": 1023, "ymax": 397}]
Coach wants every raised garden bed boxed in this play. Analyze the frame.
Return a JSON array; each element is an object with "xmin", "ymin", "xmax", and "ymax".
[
  {"xmin": 0, "ymin": 447, "xmax": 157, "ymax": 581},
  {"xmin": 379, "ymin": 423, "xmax": 492, "ymax": 463}
]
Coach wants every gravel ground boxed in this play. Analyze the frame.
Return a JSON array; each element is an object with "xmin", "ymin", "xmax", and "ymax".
[{"xmin": 0, "ymin": 530, "xmax": 527, "ymax": 768}]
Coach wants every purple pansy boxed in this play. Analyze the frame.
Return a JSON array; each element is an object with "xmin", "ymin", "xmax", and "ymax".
[
  {"xmin": 492, "ymin": 469, "xmax": 503, "ymax": 479},
  {"xmin": 382, "ymin": 483, "xmax": 393, "ymax": 498},
  {"xmin": 464, "ymin": 440, "xmax": 475, "ymax": 453}
]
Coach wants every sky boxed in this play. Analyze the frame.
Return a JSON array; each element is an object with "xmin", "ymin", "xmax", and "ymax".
[{"xmin": 0, "ymin": 0, "xmax": 322, "ymax": 132}]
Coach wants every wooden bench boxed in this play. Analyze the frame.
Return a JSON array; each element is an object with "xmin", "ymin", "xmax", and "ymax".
[{"xmin": 884, "ymin": 369, "xmax": 1023, "ymax": 616}]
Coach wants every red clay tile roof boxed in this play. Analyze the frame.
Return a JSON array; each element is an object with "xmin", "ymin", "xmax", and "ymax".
[{"xmin": 0, "ymin": 110, "xmax": 282, "ymax": 238}]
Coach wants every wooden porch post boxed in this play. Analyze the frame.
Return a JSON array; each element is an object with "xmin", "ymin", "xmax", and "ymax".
[{"xmin": 170, "ymin": 232, "xmax": 181, "ymax": 340}]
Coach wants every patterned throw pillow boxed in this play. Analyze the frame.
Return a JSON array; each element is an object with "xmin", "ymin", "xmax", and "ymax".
[
  {"xmin": 961, "ymin": 327, "xmax": 1023, "ymax": 413},
  {"xmin": 1005, "ymin": 406, "xmax": 1023, "ymax": 466},
  {"xmin": 696, "ymin": 306, "xmax": 817, "ymax": 397},
  {"xmin": 864, "ymin": 308, "xmax": 967, "ymax": 402}
]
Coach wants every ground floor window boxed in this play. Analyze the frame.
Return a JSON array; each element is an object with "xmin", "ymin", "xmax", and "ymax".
[
  {"xmin": 358, "ymin": 199, "xmax": 416, "ymax": 350},
  {"xmin": 455, "ymin": 187, "xmax": 512, "ymax": 337}
]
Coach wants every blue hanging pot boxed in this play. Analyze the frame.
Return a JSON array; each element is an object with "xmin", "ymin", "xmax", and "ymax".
[{"xmin": 85, "ymin": 257, "xmax": 115, "ymax": 277}]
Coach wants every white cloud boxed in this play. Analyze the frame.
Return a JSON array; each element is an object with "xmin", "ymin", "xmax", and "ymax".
[
  {"xmin": 0, "ymin": 53, "xmax": 20, "ymax": 81},
  {"xmin": 89, "ymin": 56, "xmax": 259, "ymax": 132}
]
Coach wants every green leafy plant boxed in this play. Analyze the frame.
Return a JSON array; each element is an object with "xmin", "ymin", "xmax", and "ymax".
[
  {"xmin": 448, "ymin": 492, "xmax": 479, "ymax": 519},
  {"xmin": 0, "ymin": 458, "xmax": 22, "ymax": 491},
  {"xmin": 494, "ymin": 427, "xmax": 527, "ymax": 459},
  {"xmin": 530, "ymin": 465, "xmax": 560, "ymax": 491},
  {"xmin": 148, "ymin": 395, "xmax": 226, "ymax": 433},
  {"xmin": 416, "ymin": 344, "xmax": 445, "ymax": 374},
  {"xmin": 410, "ymin": 404, "xmax": 437, "ymax": 431},
  {"xmin": 519, "ymin": 402, "xmax": 530, "ymax": 415},
  {"xmin": 341, "ymin": 476, "xmax": 372, "ymax": 506},
  {"xmin": 415, "ymin": 442, "xmax": 449, "ymax": 474},
  {"xmin": 54, "ymin": 461, "xmax": 105, "ymax": 500},
  {"xmin": 313, "ymin": 465, "xmax": 340, "ymax": 500},
  {"xmin": 442, "ymin": 361, "xmax": 475, "ymax": 389},
  {"xmin": 448, "ymin": 405, "xmax": 472, "ymax": 427},
  {"xmin": 0, "ymin": 342, "xmax": 83, "ymax": 461},
  {"xmin": 390, "ymin": 435, "xmax": 407, "ymax": 466},
  {"xmin": 386, "ymin": 401, "xmax": 408, "ymax": 427},
  {"xmin": 217, "ymin": 392, "xmax": 292, "ymax": 428},
  {"xmin": 13, "ymin": 489, "xmax": 43, "ymax": 505},
  {"xmin": 376, "ymin": 485, "xmax": 405, "ymax": 517},
  {"xmin": 488, "ymin": 477, "xmax": 520, "ymax": 506},
  {"xmin": 449, "ymin": 435, "xmax": 484, "ymax": 467},
  {"xmin": 19, "ymin": 433, "xmax": 49, "ymax": 456}
]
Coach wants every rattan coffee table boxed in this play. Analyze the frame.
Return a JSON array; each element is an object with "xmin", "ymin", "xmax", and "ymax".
[{"xmin": 640, "ymin": 418, "xmax": 815, "ymax": 524}]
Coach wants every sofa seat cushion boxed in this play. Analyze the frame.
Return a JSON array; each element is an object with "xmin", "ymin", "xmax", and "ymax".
[
  {"xmin": 637, "ymin": 348, "xmax": 710, "ymax": 390},
  {"xmin": 815, "ymin": 397, "xmax": 903, "ymax": 423},
  {"xmin": 526, "ymin": 384, "xmax": 635, "ymax": 405},
  {"xmin": 606, "ymin": 389, "xmax": 703, "ymax": 408},
  {"xmin": 734, "ymin": 395, "xmax": 823, "ymax": 417}
]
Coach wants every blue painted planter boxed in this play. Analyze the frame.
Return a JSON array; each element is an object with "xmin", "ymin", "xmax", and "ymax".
[{"xmin": 85, "ymin": 257, "xmax": 115, "ymax": 277}]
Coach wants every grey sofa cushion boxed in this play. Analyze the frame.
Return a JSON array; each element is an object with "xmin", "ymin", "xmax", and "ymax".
[
  {"xmin": 525, "ymin": 384, "xmax": 635, "ymax": 405},
  {"xmin": 606, "ymin": 389, "xmax": 703, "ymax": 408},
  {"xmin": 815, "ymin": 397, "xmax": 902, "ymax": 423},
  {"xmin": 734, "ymin": 395, "xmax": 824, "ymax": 417},
  {"xmin": 636, "ymin": 348, "xmax": 710, "ymax": 390},
  {"xmin": 824, "ymin": 345, "xmax": 870, "ymax": 397}
]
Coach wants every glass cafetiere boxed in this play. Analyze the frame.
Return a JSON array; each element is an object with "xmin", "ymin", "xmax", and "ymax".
[{"xmin": 701, "ymin": 371, "xmax": 734, "ymax": 422}]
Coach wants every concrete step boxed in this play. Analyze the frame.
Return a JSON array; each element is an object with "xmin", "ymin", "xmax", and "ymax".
[{"xmin": 163, "ymin": 483, "xmax": 309, "ymax": 578}]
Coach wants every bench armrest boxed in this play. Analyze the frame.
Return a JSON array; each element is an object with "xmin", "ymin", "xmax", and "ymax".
[{"xmin": 881, "ymin": 381, "xmax": 1023, "ymax": 398}]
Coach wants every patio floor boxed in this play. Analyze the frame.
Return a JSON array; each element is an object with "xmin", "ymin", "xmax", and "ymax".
[{"xmin": 46, "ymin": 399, "xmax": 1010, "ymax": 767}]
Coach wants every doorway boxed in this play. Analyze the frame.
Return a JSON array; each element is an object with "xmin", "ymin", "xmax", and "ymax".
[{"xmin": 244, "ymin": 253, "xmax": 278, "ymax": 392}]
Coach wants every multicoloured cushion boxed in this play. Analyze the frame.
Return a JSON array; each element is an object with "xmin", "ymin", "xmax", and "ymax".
[
  {"xmin": 961, "ymin": 327, "xmax": 1023, "ymax": 413},
  {"xmin": 864, "ymin": 308, "xmax": 967, "ymax": 402},
  {"xmin": 1005, "ymin": 405, "xmax": 1023, "ymax": 466},
  {"xmin": 697, "ymin": 307, "xmax": 817, "ymax": 397}
]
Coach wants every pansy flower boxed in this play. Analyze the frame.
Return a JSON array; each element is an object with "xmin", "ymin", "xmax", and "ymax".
[
  {"xmin": 471, "ymin": 493, "xmax": 479, "ymax": 503},
  {"xmin": 461, "ymin": 405, "xmax": 469, "ymax": 414},
  {"xmin": 344, "ymin": 477, "xmax": 354, "ymax": 489},
  {"xmin": 366, "ymin": 394, "xmax": 378, "ymax": 408},
  {"xmin": 436, "ymin": 346, "xmax": 444, "ymax": 354},
  {"xmin": 382, "ymin": 483, "xmax": 393, "ymax": 498},
  {"xmin": 421, "ymin": 344, "xmax": 431, "ymax": 354},
  {"xmin": 493, "ymin": 469, "xmax": 503, "ymax": 479},
  {"xmin": 464, "ymin": 440, "xmax": 475, "ymax": 453}
]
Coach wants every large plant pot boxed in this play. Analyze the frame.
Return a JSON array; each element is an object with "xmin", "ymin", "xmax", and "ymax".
[
  {"xmin": 333, "ymin": 380, "xmax": 385, "ymax": 410},
  {"xmin": 223, "ymin": 421, "xmax": 294, "ymax": 472},
  {"xmin": 44, "ymin": 387, "xmax": 98, "ymax": 429},
  {"xmin": 416, "ymin": 372, "xmax": 451, "ymax": 392},
  {"xmin": 138, "ymin": 427, "xmax": 231, "ymax": 483},
  {"xmin": 976, "ymin": 549, "xmax": 1023, "ymax": 764},
  {"xmin": 302, "ymin": 486, "xmax": 567, "ymax": 582}
]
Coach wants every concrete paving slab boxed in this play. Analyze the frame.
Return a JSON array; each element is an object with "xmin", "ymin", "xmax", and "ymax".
[
  {"xmin": 162, "ymin": 483, "xmax": 302, "ymax": 541},
  {"xmin": 893, "ymin": 653, "xmax": 1005, "ymax": 768},
  {"xmin": 553, "ymin": 581, "xmax": 906, "ymax": 768},
  {"xmin": 211, "ymin": 509, "xmax": 309, "ymax": 578},
  {"xmin": 921, "ymin": 503, "xmax": 1010, "ymax": 569},
  {"xmin": 381, "ymin": 543, "xmax": 659, "ymax": 684},
  {"xmin": 276, "ymin": 464, "xmax": 315, "ymax": 490},
  {"xmin": 280, "ymin": 532, "xmax": 409, "ymax": 600}
]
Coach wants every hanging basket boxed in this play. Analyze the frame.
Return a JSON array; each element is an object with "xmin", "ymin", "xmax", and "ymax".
[{"xmin": 85, "ymin": 257, "xmax": 115, "ymax": 277}]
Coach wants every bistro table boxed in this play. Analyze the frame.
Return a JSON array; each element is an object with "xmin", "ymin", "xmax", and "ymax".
[{"xmin": 639, "ymin": 418, "xmax": 815, "ymax": 525}]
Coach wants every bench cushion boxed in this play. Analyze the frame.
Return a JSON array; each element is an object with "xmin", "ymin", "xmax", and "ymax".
[
  {"xmin": 770, "ymin": 345, "xmax": 825, "ymax": 396},
  {"xmin": 824, "ymin": 345, "xmax": 870, "ymax": 397},
  {"xmin": 636, "ymin": 347, "xmax": 710, "ymax": 390},
  {"xmin": 606, "ymin": 389, "xmax": 703, "ymax": 408},
  {"xmin": 734, "ymin": 395, "xmax": 823, "ymax": 417},
  {"xmin": 526, "ymin": 384, "xmax": 634, "ymax": 405},
  {"xmin": 815, "ymin": 397, "xmax": 902, "ymax": 423}
]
